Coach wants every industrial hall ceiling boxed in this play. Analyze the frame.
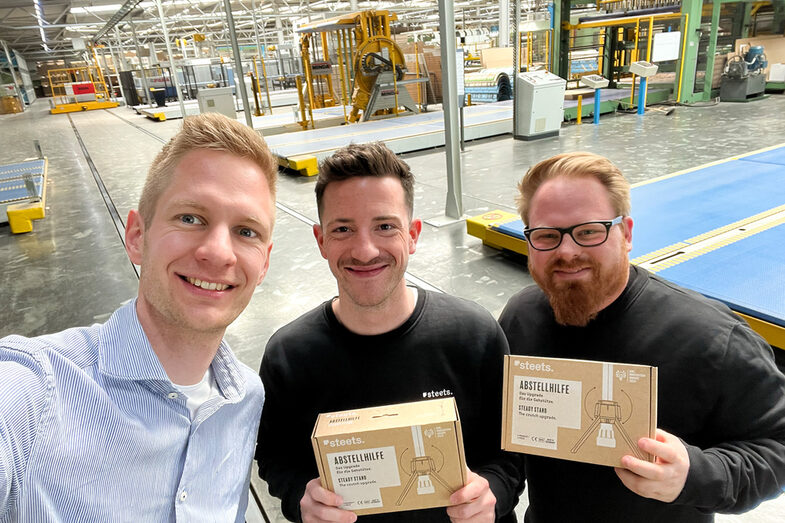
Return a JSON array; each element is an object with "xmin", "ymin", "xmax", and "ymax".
[{"xmin": 0, "ymin": 0, "xmax": 540, "ymax": 61}]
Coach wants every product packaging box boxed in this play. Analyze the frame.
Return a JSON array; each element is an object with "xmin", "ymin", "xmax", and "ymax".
[
  {"xmin": 502, "ymin": 355, "xmax": 657, "ymax": 467},
  {"xmin": 311, "ymin": 397, "xmax": 467, "ymax": 516}
]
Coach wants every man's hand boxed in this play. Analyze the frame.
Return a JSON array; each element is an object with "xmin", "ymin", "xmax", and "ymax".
[
  {"xmin": 300, "ymin": 478, "xmax": 357, "ymax": 523},
  {"xmin": 446, "ymin": 470, "xmax": 496, "ymax": 522},
  {"xmin": 615, "ymin": 428, "xmax": 690, "ymax": 503}
]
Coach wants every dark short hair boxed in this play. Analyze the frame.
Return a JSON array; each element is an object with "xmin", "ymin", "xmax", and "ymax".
[{"xmin": 315, "ymin": 142, "xmax": 414, "ymax": 220}]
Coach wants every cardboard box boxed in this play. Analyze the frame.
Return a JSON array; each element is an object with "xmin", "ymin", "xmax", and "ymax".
[
  {"xmin": 502, "ymin": 355, "xmax": 657, "ymax": 467},
  {"xmin": 311, "ymin": 397, "xmax": 467, "ymax": 516}
]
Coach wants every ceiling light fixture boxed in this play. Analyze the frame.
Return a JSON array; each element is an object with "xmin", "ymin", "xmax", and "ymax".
[{"xmin": 33, "ymin": 0, "xmax": 50, "ymax": 52}]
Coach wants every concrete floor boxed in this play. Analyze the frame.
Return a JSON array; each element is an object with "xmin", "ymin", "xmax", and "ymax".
[{"xmin": 2, "ymin": 95, "xmax": 784, "ymax": 521}]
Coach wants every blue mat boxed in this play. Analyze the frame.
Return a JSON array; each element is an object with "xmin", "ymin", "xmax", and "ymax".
[
  {"xmin": 0, "ymin": 159, "xmax": 45, "ymax": 181},
  {"xmin": 659, "ymin": 223, "xmax": 785, "ymax": 328},
  {"xmin": 630, "ymin": 158, "xmax": 785, "ymax": 259}
]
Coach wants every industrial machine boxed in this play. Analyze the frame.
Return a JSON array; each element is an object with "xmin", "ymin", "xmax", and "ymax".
[
  {"xmin": 296, "ymin": 10, "xmax": 426, "ymax": 125},
  {"xmin": 721, "ymin": 45, "xmax": 768, "ymax": 102},
  {"xmin": 48, "ymin": 65, "xmax": 118, "ymax": 114},
  {"xmin": 513, "ymin": 70, "xmax": 566, "ymax": 140}
]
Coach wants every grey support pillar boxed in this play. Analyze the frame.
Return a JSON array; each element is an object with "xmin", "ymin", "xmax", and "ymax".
[
  {"xmin": 223, "ymin": 0, "xmax": 253, "ymax": 127},
  {"xmin": 129, "ymin": 20, "xmax": 152, "ymax": 107},
  {"xmin": 113, "ymin": 26, "xmax": 129, "ymax": 70},
  {"xmin": 499, "ymin": 0, "xmax": 510, "ymax": 47},
  {"xmin": 251, "ymin": 0, "xmax": 271, "ymax": 110},
  {"xmin": 155, "ymin": 0, "xmax": 186, "ymax": 117},
  {"xmin": 438, "ymin": 0, "xmax": 463, "ymax": 220}
]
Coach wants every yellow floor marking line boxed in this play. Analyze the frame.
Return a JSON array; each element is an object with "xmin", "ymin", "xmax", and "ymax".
[
  {"xmin": 636, "ymin": 205, "xmax": 785, "ymax": 273},
  {"xmin": 632, "ymin": 141, "xmax": 785, "ymax": 188}
]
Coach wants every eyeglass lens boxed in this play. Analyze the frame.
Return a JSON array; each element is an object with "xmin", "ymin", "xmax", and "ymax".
[{"xmin": 529, "ymin": 222, "xmax": 609, "ymax": 250}]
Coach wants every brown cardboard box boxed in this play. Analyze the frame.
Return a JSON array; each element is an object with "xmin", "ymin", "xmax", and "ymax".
[
  {"xmin": 502, "ymin": 355, "xmax": 657, "ymax": 467},
  {"xmin": 0, "ymin": 96, "xmax": 23, "ymax": 114},
  {"xmin": 312, "ymin": 397, "xmax": 467, "ymax": 516}
]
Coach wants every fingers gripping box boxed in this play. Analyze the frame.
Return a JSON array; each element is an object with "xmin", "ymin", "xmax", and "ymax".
[
  {"xmin": 311, "ymin": 397, "xmax": 468, "ymax": 515},
  {"xmin": 502, "ymin": 355, "xmax": 657, "ymax": 467}
]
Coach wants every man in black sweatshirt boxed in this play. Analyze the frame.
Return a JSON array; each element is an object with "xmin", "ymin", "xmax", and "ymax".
[
  {"xmin": 255, "ymin": 142, "xmax": 519, "ymax": 523},
  {"xmin": 499, "ymin": 151, "xmax": 785, "ymax": 521}
]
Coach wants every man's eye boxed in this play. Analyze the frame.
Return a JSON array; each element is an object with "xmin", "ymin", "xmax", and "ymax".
[
  {"xmin": 237, "ymin": 227, "xmax": 257, "ymax": 238},
  {"xmin": 332, "ymin": 226, "xmax": 350, "ymax": 233},
  {"xmin": 535, "ymin": 231, "xmax": 559, "ymax": 240},
  {"xmin": 180, "ymin": 214, "xmax": 203, "ymax": 225},
  {"xmin": 379, "ymin": 223, "xmax": 395, "ymax": 231},
  {"xmin": 576, "ymin": 228, "xmax": 600, "ymax": 238}
]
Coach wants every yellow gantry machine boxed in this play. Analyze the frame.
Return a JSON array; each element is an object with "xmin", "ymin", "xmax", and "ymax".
[
  {"xmin": 296, "ymin": 10, "xmax": 422, "ymax": 127},
  {"xmin": 49, "ymin": 47, "xmax": 118, "ymax": 114}
]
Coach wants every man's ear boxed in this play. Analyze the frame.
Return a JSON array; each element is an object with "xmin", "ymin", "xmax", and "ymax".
[
  {"xmin": 408, "ymin": 218, "xmax": 422, "ymax": 254},
  {"xmin": 313, "ymin": 224, "xmax": 328, "ymax": 260},
  {"xmin": 257, "ymin": 242, "xmax": 273, "ymax": 285},
  {"xmin": 125, "ymin": 210, "xmax": 145, "ymax": 265},
  {"xmin": 622, "ymin": 216, "xmax": 634, "ymax": 253}
]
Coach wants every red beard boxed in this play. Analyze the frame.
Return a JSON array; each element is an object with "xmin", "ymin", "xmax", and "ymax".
[{"xmin": 529, "ymin": 247, "xmax": 629, "ymax": 327}]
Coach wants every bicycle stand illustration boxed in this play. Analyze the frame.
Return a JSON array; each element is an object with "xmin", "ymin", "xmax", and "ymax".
[
  {"xmin": 395, "ymin": 425, "xmax": 456, "ymax": 506},
  {"xmin": 570, "ymin": 364, "xmax": 645, "ymax": 460}
]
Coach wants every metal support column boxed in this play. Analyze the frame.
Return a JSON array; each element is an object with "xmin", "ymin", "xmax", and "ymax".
[
  {"xmin": 113, "ymin": 26, "xmax": 129, "ymax": 70},
  {"xmin": 155, "ymin": 0, "xmax": 186, "ymax": 117},
  {"xmin": 702, "ymin": 0, "xmax": 722, "ymax": 99},
  {"xmin": 223, "ymin": 0, "xmax": 253, "ymax": 127},
  {"xmin": 739, "ymin": 1, "xmax": 752, "ymax": 39},
  {"xmin": 678, "ymin": 0, "xmax": 704, "ymax": 104},
  {"xmin": 774, "ymin": 0, "xmax": 785, "ymax": 35},
  {"xmin": 499, "ymin": 0, "xmax": 510, "ymax": 47},
  {"xmin": 512, "ymin": 0, "xmax": 521, "ymax": 139},
  {"xmin": 129, "ymin": 19, "xmax": 152, "ymax": 107},
  {"xmin": 436, "ymin": 0, "xmax": 463, "ymax": 222},
  {"xmin": 552, "ymin": 0, "xmax": 569, "ymax": 78},
  {"xmin": 251, "ymin": 0, "xmax": 271, "ymax": 111}
]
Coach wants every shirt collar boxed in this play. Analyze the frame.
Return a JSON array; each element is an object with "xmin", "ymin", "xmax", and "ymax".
[{"xmin": 97, "ymin": 299, "xmax": 246, "ymax": 402}]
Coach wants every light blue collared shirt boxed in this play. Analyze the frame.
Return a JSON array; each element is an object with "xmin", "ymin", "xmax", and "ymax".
[{"xmin": 0, "ymin": 300, "xmax": 264, "ymax": 522}]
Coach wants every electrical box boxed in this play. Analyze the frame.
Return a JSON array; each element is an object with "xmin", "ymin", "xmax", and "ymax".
[
  {"xmin": 514, "ymin": 70, "xmax": 566, "ymax": 141},
  {"xmin": 579, "ymin": 74, "xmax": 609, "ymax": 90},
  {"xmin": 629, "ymin": 61, "xmax": 659, "ymax": 78},
  {"xmin": 197, "ymin": 86, "xmax": 235, "ymax": 119}
]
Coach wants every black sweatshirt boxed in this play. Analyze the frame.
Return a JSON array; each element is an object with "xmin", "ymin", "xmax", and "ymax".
[
  {"xmin": 499, "ymin": 265, "xmax": 785, "ymax": 522},
  {"xmin": 256, "ymin": 289, "xmax": 520, "ymax": 522}
]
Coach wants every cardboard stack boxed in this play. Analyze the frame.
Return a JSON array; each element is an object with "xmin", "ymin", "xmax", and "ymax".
[{"xmin": 0, "ymin": 96, "xmax": 23, "ymax": 114}]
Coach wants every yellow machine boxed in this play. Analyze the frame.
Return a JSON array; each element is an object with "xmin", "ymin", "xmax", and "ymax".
[
  {"xmin": 296, "ymin": 10, "xmax": 423, "ymax": 125},
  {"xmin": 48, "ymin": 65, "xmax": 118, "ymax": 114}
]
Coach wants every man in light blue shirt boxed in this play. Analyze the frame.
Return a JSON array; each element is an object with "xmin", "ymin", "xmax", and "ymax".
[{"xmin": 0, "ymin": 113, "xmax": 277, "ymax": 522}]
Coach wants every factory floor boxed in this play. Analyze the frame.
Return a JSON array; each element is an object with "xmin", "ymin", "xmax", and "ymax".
[{"xmin": 2, "ymin": 94, "xmax": 785, "ymax": 522}]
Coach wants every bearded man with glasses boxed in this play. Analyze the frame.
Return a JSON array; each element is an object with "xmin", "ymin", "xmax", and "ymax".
[{"xmin": 499, "ymin": 151, "xmax": 785, "ymax": 522}]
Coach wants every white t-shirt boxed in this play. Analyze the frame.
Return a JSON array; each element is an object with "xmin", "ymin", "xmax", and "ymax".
[{"xmin": 173, "ymin": 367, "xmax": 221, "ymax": 420}]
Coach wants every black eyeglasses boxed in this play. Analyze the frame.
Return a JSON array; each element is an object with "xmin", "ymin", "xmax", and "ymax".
[{"xmin": 523, "ymin": 216, "xmax": 623, "ymax": 251}]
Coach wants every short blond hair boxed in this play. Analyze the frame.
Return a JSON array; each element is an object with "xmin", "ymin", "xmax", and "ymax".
[
  {"xmin": 138, "ymin": 113, "xmax": 277, "ymax": 227},
  {"xmin": 516, "ymin": 152, "xmax": 630, "ymax": 224}
]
